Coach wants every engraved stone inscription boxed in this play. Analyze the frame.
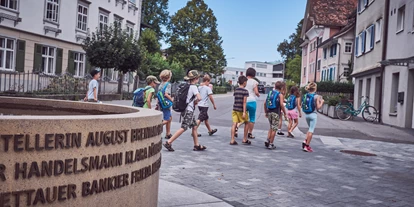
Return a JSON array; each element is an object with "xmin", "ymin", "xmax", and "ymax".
[
  {"xmin": 0, "ymin": 134, "xmax": 82, "ymax": 152},
  {"xmin": 0, "ymin": 158, "xmax": 162, "ymax": 207},
  {"xmin": 14, "ymin": 152, "xmax": 124, "ymax": 180},
  {"xmin": 0, "ymin": 125, "xmax": 163, "ymax": 207},
  {"xmin": 0, "ymin": 184, "xmax": 77, "ymax": 207}
]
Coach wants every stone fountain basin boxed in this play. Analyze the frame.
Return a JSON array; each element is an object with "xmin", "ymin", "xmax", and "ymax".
[{"xmin": 0, "ymin": 96, "xmax": 162, "ymax": 207}]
